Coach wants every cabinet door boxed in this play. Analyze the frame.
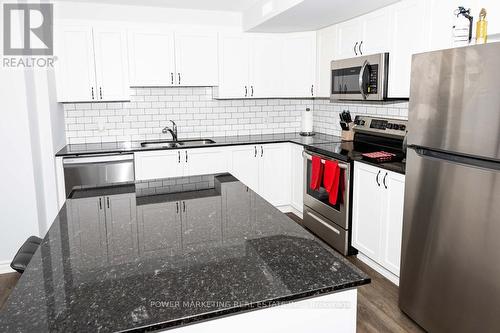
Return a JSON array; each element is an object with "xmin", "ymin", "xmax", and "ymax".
[
  {"xmin": 380, "ymin": 171, "xmax": 405, "ymax": 276},
  {"xmin": 134, "ymin": 150, "xmax": 183, "ymax": 181},
  {"xmin": 336, "ymin": 19, "xmax": 363, "ymax": 59},
  {"xmin": 281, "ymin": 32, "xmax": 316, "ymax": 97},
  {"xmin": 388, "ymin": 0, "xmax": 429, "ymax": 98},
  {"xmin": 67, "ymin": 197, "xmax": 107, "ymax": 270},
  {"xmin": 93, "ymin": 27, "xmax": 130, "ymax": 101},
  {"xmin": 217, "ymin": 33, "xmax": 250, "ymax": 98},
  {"xmin": 174, "ymin": 32, "xmax": 218, "ymax": 86},
  {"xmin": 137, "ymin": 201, "xmax": 181, "ymax": 255},
  {"xmin": 55, "ymin": 25, "xmax": 96, "ymax": 102},
  {"xmin": 128, "ymin": 30, "xmax": 175, "ymax": 86},
  {"xmin": 182, "ymin": 197, "xmax": 222, "ymax": 248},
  {"xmin": 104, "ymin": 193, "xmax": 138, "ymax": 263},
  {"xmin": 290, "ymin": 144, "xmax": 304, "ymax": 212},
  {"xmin": 316, "ymin": 25, "xmax": 338, "ymax": 97},
  {"xmin": 259, "ymin": 143, "xmax": 291, "ymax": 207},
  {"xmin": 352, "ymin": 162, "xmax": 384, "ymax": 259},
  {"xmin": 230, "ymin": 145, "xmax": 260, "ymax": 193},
  {"xmin": 249, "ymin": 35, "xmax": 283, "ymax": 98},
  {"xmin": 183, "ymin": 147, "xmax": 228, "ymax": 177},
  {"xmin": 361, "ymin": 7, "xmax": 392, "ymax": 55}
]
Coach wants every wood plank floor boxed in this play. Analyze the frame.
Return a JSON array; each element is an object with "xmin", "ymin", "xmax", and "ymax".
[
  {"xmin": 0, "ymin": 214, "xmax": 424, "ymax": 333},
  {"xmin": 285, "ymin": 213, "xmax": 425, "ymax": 333},
  {"xmin": 0, "ymin": 272, "xmax": 20, "ymax": 311}
]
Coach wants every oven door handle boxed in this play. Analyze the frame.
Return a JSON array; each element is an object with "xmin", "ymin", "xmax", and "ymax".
[
  {"xmin": 306, "ymin": 211, "xmax": 341, "ymax": 235},
  {"xmin": 302, "ymin": 151, "xmax": 349, "ymax": 170},
  {"xmin": 358, "ymin": 59, "xmax": 369, "ymax": 100}
]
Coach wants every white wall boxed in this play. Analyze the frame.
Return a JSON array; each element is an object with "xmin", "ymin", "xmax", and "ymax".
[
  {"xmin": 0, "ymin": 0, "xmax": 66, "ymax": 272},
  {"xmin": 0, "ymin": 71, "xmax": 41, "ymax": 273}
]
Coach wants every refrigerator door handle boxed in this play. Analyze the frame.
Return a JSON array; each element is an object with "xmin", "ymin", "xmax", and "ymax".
[{"xmin": 414, "ymin": 147, "xmax": 500, "ymax": 171}]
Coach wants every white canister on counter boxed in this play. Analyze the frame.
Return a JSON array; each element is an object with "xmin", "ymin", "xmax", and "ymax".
[{"xmin": 300, "ymin": 108, "xmax": 314, "ymax": 136}]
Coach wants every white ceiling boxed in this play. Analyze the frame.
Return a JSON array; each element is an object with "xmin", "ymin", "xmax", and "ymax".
[
  {"xmin": 246, "ymin": 0, "xmax": 401, "ymax": 32},
  {"xmin": 54, "ymin": 0, "xmax": 260, "ymax": 12}
]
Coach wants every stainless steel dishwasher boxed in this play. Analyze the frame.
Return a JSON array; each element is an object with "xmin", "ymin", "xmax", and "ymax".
[{"xmin": 63, "ymin": 154, "xmax": 135, "ymax": 197}]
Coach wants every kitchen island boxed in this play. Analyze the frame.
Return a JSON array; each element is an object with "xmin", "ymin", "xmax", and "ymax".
[{"xmin": 0, "ymin": 173, "xmax": 369, "ymax": 332}]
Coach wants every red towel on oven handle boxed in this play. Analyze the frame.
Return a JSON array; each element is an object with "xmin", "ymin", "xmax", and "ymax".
[
  {"xmin": 323, "ymin": 160, "xmax": 341, "ymax": 205},
  {"xmin": 310, "ymin": 156, "xmax": 323, "ymax": 190}
]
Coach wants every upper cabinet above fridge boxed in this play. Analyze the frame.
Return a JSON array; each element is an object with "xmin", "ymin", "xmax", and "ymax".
[{"xmin": 55, "ymin": 23, "xmax": 131, "ymax": 103}]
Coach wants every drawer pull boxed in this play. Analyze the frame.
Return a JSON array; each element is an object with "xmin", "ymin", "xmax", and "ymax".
[{"xmin": 307, "ymin": 211, "xmax": 341, "ymax": 235}]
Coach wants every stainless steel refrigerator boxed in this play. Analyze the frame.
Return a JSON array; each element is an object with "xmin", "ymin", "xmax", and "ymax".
[{"xmin": 399, "ymin": 43, "xmax": 500, "ymax": 332}]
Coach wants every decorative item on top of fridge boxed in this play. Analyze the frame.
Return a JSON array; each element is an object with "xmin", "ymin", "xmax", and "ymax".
[
  {"xmin": 476, "ymin": 8, "xmax": 488, "ymax": 44},
  {"xmin": 453, "ymin": 6, "xmax": 473, "ymax": 47}
]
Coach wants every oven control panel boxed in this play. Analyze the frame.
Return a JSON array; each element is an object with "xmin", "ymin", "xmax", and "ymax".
[{"xmin": 353, "ymin": 116, "xmax": 407, "ymax": 138}]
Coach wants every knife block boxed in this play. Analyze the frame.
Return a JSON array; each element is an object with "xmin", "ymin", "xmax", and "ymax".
[{"xmin": 341, "ymin": 123, "xmax": 355, "ymax": 141}]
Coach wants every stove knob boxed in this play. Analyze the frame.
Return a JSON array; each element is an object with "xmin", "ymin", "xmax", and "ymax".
[
  {"xmin": 386, "ymin": 123, "xmax": 393, "ymax": 129},
  {"xmin": 400, "ymin": 125, "xmax": 406, "ymax": 131},
  {"xmin": 360, "ymin": 120, "xmax": 366, "ymax": 126},
  {"xmin": 392, "ymin": 124, "xmax": 399, "ymax": 130}
]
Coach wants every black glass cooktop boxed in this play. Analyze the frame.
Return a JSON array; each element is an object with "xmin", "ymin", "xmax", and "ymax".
[{"xmin": 306, "ymin": 134, "xmax": 406, "ymax": 174}]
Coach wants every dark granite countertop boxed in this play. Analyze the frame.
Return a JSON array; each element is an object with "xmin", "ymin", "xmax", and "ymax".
[
  {"xmin": 0, "ymin": 173, "xmax": 370, "ymax": 333},
  {"xmin": 56, "ymin": 132, "xmax": 341, "ymax": 157}
]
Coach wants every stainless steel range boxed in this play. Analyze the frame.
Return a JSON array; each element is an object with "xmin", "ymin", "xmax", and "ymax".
[{"xmin": 303, "ymin": 115, "xmax": 407, "ymax": 255}]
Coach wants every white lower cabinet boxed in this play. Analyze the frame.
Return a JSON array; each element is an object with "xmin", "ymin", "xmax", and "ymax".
[
  {"xmin": 134, "ymin": 143, "xmax": 299, "ymax": 210},
  {"xmin": 230, "ymin": 143, "xmax": 291, "ymax": 207},
  {"xmin": 352, "ymin": 161, "xmax": 405, "ymax": 280},
  {"xmin": 134, "ymin": 150, "xmax": 183, "ymax": 180},
  {"xmin": 229, "ymin": 145, "xmax": 260, "ymax": 191},
  {"xmin": 134, "ymin": 147, "xmax": 229, "ymax": 181}
]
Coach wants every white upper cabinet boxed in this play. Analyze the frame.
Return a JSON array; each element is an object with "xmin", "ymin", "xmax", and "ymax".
[
  {"xmin": 281, "ymin": 32, "xmax": 316, "ymax": 98},
  {"xmin": 174, "ymin": 32, "xmax": 218, "ymax": 86},
  {"xmin": 128, "ymin": 30, "xmax": 176, "ymax": 86},
  {"xmin": 336, "ymin": 19, "xmax": 363, "ymax": 59},
  {"xmin": 361, "ymin": 7, "xmax": 392, "ymax": 55},
  {"xmin": 55, "ymin": 25, "xmax": 96, "ymax": 103},
  {"xmin": 55, "ymin": 24, "xmax": 130, "ymax": 102},
  {"xmin": 128, "ymin": 30, "xmax": 218, "ymax": 87},
  {"xmin": 93, "ymin": 27, "xmax": 131, "ymax": 101},
  {"xmin": 336, "ymin": 8, "xmax": 392, "ymax": 60},
  {"xmin": 388, "ymin": 0, "xmax": 429, "ymax": 98},
  {"xmin": 316, "ymin": 25, "xmax": 337, "ymax": 97},
  {"xmin": 249, "ymin": 35, "xmax": 283, "ymax": 98},
  {"xmin": 217, "ymin": 33, "xmax": 251, "ymax": 98},
  {"xmin": 217, "ymin": 32, "xmax": 316, "ymax": 99}
]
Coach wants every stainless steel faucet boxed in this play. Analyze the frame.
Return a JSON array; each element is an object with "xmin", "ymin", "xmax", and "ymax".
[{"xmin": 162, "ymin": 120, "xmax": 178, "ymax": 141}]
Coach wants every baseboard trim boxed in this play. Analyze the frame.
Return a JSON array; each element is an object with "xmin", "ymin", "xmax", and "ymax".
[
  {"xmin": 277, "ymin": 205, "xmax": 303, "ymax": 219},
  {"xmin": 0, "ymin": 261, "xmax": 14, "ymax": 274},
  {"xmin": 356, "ymin": 252, "xmax": 399, "ymax": 286}
]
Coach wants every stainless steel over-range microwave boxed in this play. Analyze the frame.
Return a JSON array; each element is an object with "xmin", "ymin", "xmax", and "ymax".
[{"xmin": 330, "ymin": 52, "xmax": 389, "ymax": 101}]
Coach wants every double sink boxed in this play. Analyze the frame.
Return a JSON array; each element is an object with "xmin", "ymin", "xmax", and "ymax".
[{"xmin": 141, "ymin": 139, "xmax": 216, "ymax": 148}]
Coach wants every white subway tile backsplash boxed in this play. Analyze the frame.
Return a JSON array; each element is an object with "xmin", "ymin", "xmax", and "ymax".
[{"xmin": 63, "ymin": 87, "xmax": 408, "ymax": 144}]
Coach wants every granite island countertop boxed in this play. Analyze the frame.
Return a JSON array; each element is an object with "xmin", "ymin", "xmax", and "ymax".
[{"xmin": 0, "ymin": 173, "xmax": 370, "ymax": 333}]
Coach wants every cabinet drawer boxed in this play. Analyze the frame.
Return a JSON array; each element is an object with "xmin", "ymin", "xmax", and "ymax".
[{"xmin": 303, "ymin": 207, "xmax": 348, "ymax": 254}]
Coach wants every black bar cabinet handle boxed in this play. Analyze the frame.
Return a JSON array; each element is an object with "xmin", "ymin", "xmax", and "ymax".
[
  {"xmin": 383, "ymin": 172, "xmax": 388, "ymax": 189},
  {"xmin": 376, "ymin": 171, "xmax": 381, "ymax": 187}
]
